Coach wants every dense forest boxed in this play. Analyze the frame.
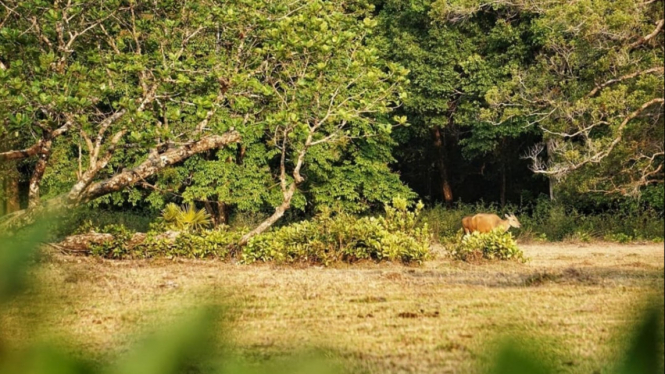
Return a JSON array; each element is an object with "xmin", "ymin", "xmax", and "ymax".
[{"xmin": 0, "ymin": 0, "xmax": 663, "ymax": 245}]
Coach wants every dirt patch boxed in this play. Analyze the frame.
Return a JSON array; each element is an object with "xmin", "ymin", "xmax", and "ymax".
[
  {"xmin": 349, "ymin": 296, "xmax": 387, "ymax": 303},
  {"xmin": 522, "ymin": 267, "xmax": 599, "ymax": 287},
  {"xmin": 397, "ymin": 310, "xmax": 440, "ymax": 318}
]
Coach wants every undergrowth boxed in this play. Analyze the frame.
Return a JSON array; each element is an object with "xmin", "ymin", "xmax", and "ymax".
[
  {"xmin": 446, "ymin": 230, "xmax": 526, "ymax": 262},
  {"xmin": 82, "ymin": 198, "xmax": 431, "ymax": 265},
  {"xmin": 424, "ymin": 197, "xmax": 664, "ymax": 243},
  {"xmin": 243, "ymin": 198, "xmax": 431, "ymax": 265}
]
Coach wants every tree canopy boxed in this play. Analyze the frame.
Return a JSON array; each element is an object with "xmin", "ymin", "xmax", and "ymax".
[{"xmin": 1, "ymin": 0, "xmax": 663, "ymax": 235}]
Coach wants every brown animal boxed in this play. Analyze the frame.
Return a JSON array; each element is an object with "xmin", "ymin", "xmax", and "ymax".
[{"xmin": 461, "ymin": 213, "xmax": 521, "ymax": 235}]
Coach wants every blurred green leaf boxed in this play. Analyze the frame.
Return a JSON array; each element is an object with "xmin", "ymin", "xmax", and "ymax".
[
  {"xmin": 0, "ymin": 221, "xmax": 49, "ymax": 304},
  {"xmin": 616, "ymin": 304, "xmax": 664, "ymax": 374}
]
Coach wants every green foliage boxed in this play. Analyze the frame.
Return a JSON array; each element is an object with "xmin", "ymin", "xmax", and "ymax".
[
  {"xmin": 89, "ymin": 224, "xmax": 135, "ymax": 259},
  {"xmin": 244, "ymin": 198, "xmax": 430, "ymax": 265},
  {"xmin": 161, "ymin": 203, "xmax": 211, "ymax": 232},
  {"xmin": 604, "ymin": 233, "xmax": 634, "ymax": 244},
  {"xmin": 448, "ymin": 230, "xmax": 525, "ymax": 262},
  {"xmin": 427, "ymin": 197, "xmax": 664, "ymax": 243},
  {"xmin": 142, "ymin": 229, "xmax": 239, "ymax": 259},
  {"xmin": 43, "ymin": 206, "xmax": 154, "ymax": 241}
]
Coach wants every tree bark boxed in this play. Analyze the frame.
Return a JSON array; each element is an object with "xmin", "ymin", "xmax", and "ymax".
[
  {"xmin": 28, "ymin": 138, "xmax": 54, "ymax": 208},
  {"xmin": 1, "ymin": 131, "xmax": 241, "ymax": 231},
  {"xmin": 546, "ymin": 139, "xmax": 556, "ymax": 201},
  {"xmin": 237, "ymin": 183, "xmax": 295, "ymax": 247},
  {"xmin": 69, "ymin": 131, "xmax": 241, "ymax": 204},
  {"xmin": 431, "ymin": 126, "xmax": 453, "ymax": 205},
  {"xmin": 6, "ymin": 172, "xmax": 20, "ymax": 213},
  {"xmin": 217, "ymin": 201, "xmax": 229, "ymax": 225},
  {"xmin": 500, "ymin": 159, "xmax": 507, "ymax": 207}
]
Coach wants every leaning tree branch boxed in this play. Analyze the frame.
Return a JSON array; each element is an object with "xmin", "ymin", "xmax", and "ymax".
[
  {"xmin": 587, "ymin": 66, "xmax": 664, "ymax": 97},
  {"xmin": 529, "ymin": 98, "xmax": 664, "ymax": 176},
  {"xmin": 0, "ymin": 141, "xmax": 44, "ymax": 162},
  {"xmin": 629, "ymin": 19, "xmax": 664, "ymax": 50},
  {"xmin": 73, "ymin": 130, "xmax": 241, "ymax": 204},
  {"xmin": 0, "ymin": 121, "xmax": 70, "ymax": 162}
]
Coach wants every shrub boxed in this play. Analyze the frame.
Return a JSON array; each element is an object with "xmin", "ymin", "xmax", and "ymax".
[
  {"xmin": 447, "ymin": 230, "xmax": 525, "ymax": 262},
  {"xmin": 161, "ymin": 203, "xmax": 212, "ymax": 231},
  {"xmin": 243, "ymin": 197, "xmax": 431, "ymax": 265},
  {"xmin": 142, "ymin": 229, "xmax": 240, "ymax": 259},
  {"xmin": 89, "ymin": 224, "xmax": 135, "ymax": 259},
  {"xmin": 49, "ymin": 206, "xmax": 155, "ymax": 241}
]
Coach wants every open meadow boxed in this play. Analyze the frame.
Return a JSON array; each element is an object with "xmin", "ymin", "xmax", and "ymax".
[{"xmin": 3, "ymin": 241, "xmax": 663, "ymax": 374}]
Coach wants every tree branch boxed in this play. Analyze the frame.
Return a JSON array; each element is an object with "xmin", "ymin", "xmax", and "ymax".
[
  {"xmin": 629, "ymin": 19, "xmax": 664, "ymax": 50},
  {"xmin": 587, "ymin": 66, "xmax": 664, "ymax": 97},
  {"xmin": 73, "ymin": 130, "xmax": 241, "ymax": 204},
  {"xmin": 530, "ymin": 98, "xmax": 664, "ymax": 176}
]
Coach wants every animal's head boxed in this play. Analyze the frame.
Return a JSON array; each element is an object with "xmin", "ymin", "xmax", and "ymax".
[{"xmin": 505, "ymin": 213, "xmax": 521, "ymax": 228}]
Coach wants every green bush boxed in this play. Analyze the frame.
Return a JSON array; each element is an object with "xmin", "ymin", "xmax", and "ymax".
[
  {"xmin": 142, "ymin": 229, "xmax": 240, "ymax": 259},
  {"xmin": 89, "ymin": 224, "xmax": 135, "ymax": 259},
  {"xmin": 49, "ymin": 206, "xmax": 155, "ymax": 241},
  {"xmin": 447, "ymin": 230, "xmax": 525, "ymax": 262},
  {"xmin": 243, "ymin": 197, "xmax": 431, "ymax": 265},
  {"xmin": 160, "ymin": 203, "xmax": 212, "ymax": 232}
]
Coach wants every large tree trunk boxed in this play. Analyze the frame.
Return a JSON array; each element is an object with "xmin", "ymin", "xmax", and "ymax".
[
  {"xmin": 28, "ymin": 138, "xmax": 54, "ymax": 208},
  {"xmin": 546, "ymin": 139, "xmax": 556, "ymax": 201},
  {"xmin": 500, "ymin": 159, "xmax": 507, "ymax": 207},
  {"xmin": 56, "ymin": 230, "xmax": 180, "ymax": 254},
  {"xmin": 1, "ymin": 131, "xmax": 241, "ymax": 232},
  {"xmin": 431, "ymin": 126, "xmax": 453, "ymax": 205},
  {"xmin": 237, "ymin": 183, "xmax": 295, "ymax": 247},
  {"xmin": 6, "ymin": 172, "xmax": 20, "ymax": 213},
  {"xmin": 204, "ymin": 200, "xmax": 229, "ymax": 227},
  {"xmin": 69, "ymin": 131, "xmax": 240, "ymax": 204}
]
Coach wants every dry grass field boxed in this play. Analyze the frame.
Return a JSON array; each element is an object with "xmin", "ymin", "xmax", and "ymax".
[{"xmin": 2, "ymin": 241, "xmax": 664, "ymax": 373}]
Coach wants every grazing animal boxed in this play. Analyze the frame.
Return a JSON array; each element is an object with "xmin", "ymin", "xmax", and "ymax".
[{"xmin": 461, "ymin": 213, "xmax": 521, "ymax": 235}]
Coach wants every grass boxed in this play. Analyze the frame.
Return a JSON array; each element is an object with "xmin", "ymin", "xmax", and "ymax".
[{"xmin": 2, "ymin": 242, "xmax": 663, "ymax": 374}]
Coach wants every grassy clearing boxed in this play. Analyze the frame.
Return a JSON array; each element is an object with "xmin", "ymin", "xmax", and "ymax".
[{"xmin": 2, "ymin": 242, "xmax": 663, "ymax": 374}]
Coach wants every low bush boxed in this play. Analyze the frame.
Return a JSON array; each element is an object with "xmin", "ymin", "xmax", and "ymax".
[
  {"xmin": 243, "ymin": 197, "xmax": 431, "ymax": 265},
  {"xmin": 142, "ymin": 229, "xmax": 240, "ymax": 259},
  {"xmin": 49, "ymin": 206, "xmax": 155, "ymax": 241},
  {"xmin": 89, "ymin": 223, "xmax": 135, "ymax": 259},
  {"xmin": 447, "ymin": 230, "xmax": 525, "ymax": 262}
]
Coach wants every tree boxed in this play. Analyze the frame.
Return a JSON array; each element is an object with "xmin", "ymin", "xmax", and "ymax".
[
  {"xmin": 374, "ymin": 0, "xmax": 540, "ymax": 205},
  {"xmin": 459, "ymin": 0, "xmax": 665, "ymax": 197},
  {"xmin": 235, "ymin": 0, "xmax": 409, "ymax": 244},
  {"xmin": 1, "ymin": 1, "xmax": 411, "ymax": 241},
  {"xmin": 1, "ymin": 0, "xmax": 257, "ymax": 228}
]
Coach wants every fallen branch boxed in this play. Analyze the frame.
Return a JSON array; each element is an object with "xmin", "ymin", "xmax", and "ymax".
[{"xmin": 56, "ymin": 230, "xmax": 180, "ymax": 254}]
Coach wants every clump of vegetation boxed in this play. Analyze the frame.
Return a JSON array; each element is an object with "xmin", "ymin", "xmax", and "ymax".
[
  {"xmin": 426, "ymin": 196, "xmax": 664, "ymax": 244},
  {"xmin": 89, "ymin": 224, "xmax": 135, "ymax": 259},
  {"xmin": 447, "ymin": 230, "xmax": 525, "ymax": 262},
  {"xmin": 160, "ymin": 203, "xmax": 212, "ymax": 232},
  {"xmin": 142, "ymin": 229, "xmax": 240, "ymax": 259},
  {"xmin": 243, "ymin": 198, "xmax": 430, "ymax": 265}
]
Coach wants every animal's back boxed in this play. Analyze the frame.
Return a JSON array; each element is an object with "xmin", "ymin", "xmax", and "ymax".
[{"xmin": 470, "ymin": 213, "xmax": 503, "ymax": 233}]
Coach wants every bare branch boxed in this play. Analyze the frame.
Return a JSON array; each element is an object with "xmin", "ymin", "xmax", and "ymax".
[
  {"xmin": 587, "ymin": 66, "xmax": 664, "ymax": 97},
  {"xmin": 531, "ymin": 98, "xmax": 664, "ymax": 176},
  {"xmin": 629, "ymin": 19, "xmax": 664, "ymax": 50},
  {"xmin": 0, "ymin": 141, "xmax": 44, "ymax": 162}
]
